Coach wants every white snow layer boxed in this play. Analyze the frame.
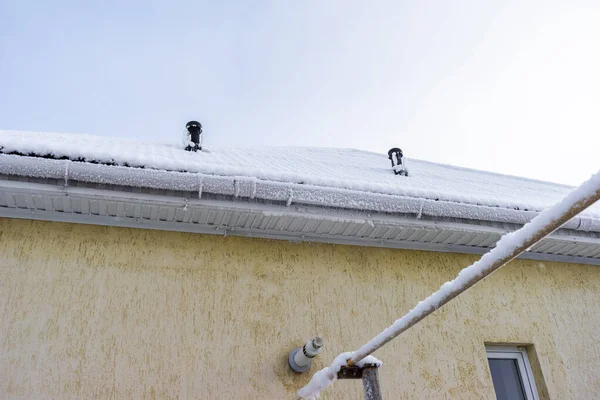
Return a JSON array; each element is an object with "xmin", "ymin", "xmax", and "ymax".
[
  {"xmin": 297, "ymin": 353, "xmax": 382, "ymax": 400},
  {"xmin": 1, "ymin": 130, "xmax": 599, "ymax": 225},
  {"xmin": 298, "ymin": 169, "xmax": 600, "ymax": 399}
]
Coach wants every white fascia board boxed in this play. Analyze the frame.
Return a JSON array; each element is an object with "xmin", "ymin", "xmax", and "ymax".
[
  {"xmin": 1, "ymin": 205, "xmax": 599, "ymax": 266},
  {"xmin": 2, "ymin": 154, "xmax": 600, "ymax": 232},
  {"xmin": 1, "ymin": 179, "xmax": 599, "ymax": 242},
  {"xmin": 4, "ymin": 180, "xmax": 598, "ymax": 242},
  {"xmin": 1, "ymin": 181, "xmax": 600, "ymax": 266},
  {"xmin": 0, "ymin": 180, "xmax": 534, "ymax": 237}
]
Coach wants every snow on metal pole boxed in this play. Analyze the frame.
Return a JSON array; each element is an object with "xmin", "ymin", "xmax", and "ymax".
[
  {"xmin": 297, "ymin": 170, "xmax": 600, "ymax": 400},
  {"xmin": 349, "ymin": 169, "xmax": 600, "ymax": 365}
]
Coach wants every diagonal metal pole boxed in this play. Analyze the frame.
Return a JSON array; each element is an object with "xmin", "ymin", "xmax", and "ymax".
[
  {"xmin": 298, "ymin": 170, "xmax": 600, "ymax": 400},
  {"xmin": 349, "ymin": 171, "xmax": 600, "ymax": 365}
]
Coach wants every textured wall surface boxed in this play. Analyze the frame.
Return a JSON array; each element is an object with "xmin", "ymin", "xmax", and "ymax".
[{"xmin": 0, "ymin": 218, "xmax": 599, "ymax": 399}]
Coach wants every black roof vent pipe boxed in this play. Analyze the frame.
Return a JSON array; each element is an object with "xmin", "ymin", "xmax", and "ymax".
[
  {"xmin": 388, "ymin": 147, "xmax": 408, "ymax": 176},
  {"xmin": 185, "ymin": 121, "xmax": 203, "ymax": 152}
]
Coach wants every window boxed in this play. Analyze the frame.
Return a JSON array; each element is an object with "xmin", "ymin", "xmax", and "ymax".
[{"xmin": 486, "ymin": 345, "xmax": 540, "ymax": 400}]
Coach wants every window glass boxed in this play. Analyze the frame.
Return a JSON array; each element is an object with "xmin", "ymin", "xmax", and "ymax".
[{"xmin": 488, "ymin": 358, "xmax": 526, "ymax": 400}]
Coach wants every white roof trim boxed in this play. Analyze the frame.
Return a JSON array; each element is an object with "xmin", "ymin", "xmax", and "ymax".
[
  {"xmin": 1, "ymin": 154, "xmax": 600, "ymax": 234},
  {"xmin": 1, "ymin": 178, "xmax": 599, "ymax": 265}
]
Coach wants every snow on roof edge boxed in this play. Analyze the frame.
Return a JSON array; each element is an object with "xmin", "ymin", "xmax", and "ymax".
[
  {"xmin": 1, "ymin": 153, "xmax": 599, "ymax": 234},
  {"xmin": 1, "ymin": 130, "xmax": 599, "ymax": 225}
]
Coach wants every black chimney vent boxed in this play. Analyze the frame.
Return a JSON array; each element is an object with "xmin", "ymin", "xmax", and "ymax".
[
  {"xmin": 185, "ymin": 121, "xmax": 203, "ymax": 152},
  {"xmin": 388, "ymin": 147, "xmax": 408, "ymax": 176}
]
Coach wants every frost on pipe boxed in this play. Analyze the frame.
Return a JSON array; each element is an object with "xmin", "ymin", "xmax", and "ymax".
[{"xmin": 297, "ymin": 170, "xmax": 600, "ymax": 400}]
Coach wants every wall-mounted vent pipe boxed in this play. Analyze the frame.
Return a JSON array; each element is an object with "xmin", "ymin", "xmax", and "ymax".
[
  {"xmin": 288, "ymin": 336, "xmax": 324, "ymax": 373},
  {"xmin": 388, "ymin": 147, "xmax": 408, "ymax": 176},
  {"xmin": 185, "ymin": 121, "xmax": 203, "ymax": 152}
]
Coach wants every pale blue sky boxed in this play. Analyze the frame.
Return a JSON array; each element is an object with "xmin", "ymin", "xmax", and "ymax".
[{"xmin": 1, "ymin": 1, "xmax": 599, "ymax": 185}]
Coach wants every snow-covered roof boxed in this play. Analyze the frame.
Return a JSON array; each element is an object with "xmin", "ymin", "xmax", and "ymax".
[
  {"xmin": 2, "ymin": 130, "xmax": 599, "ymax": 264},
  {"xmin": 1, "ymin": 130, "xmax": 598, "ymax": 220}
]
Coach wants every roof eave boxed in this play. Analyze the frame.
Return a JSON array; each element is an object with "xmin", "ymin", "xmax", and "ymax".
[
  {"xmin": 2, "ymin": 154, "xmax": 600, "ymax": 234},
  {"xmin": 1, "ymin": 176, "xmax": 599, "ymax": 266}
]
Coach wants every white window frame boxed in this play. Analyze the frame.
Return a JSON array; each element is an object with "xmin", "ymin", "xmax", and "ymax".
[{"xmin": 486, "ymin": 345, "xmax": 540, "ymax": 400}]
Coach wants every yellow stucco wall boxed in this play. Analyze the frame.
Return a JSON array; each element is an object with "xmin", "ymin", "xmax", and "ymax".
[{"xmin": 1, "ymin": 218, "xmax": 599, "ymax": 399}]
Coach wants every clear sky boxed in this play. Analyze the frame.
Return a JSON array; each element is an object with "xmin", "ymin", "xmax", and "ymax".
[{"xmin": 1, "ymin": 1, "xmax": 598, "ymax": 186}]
